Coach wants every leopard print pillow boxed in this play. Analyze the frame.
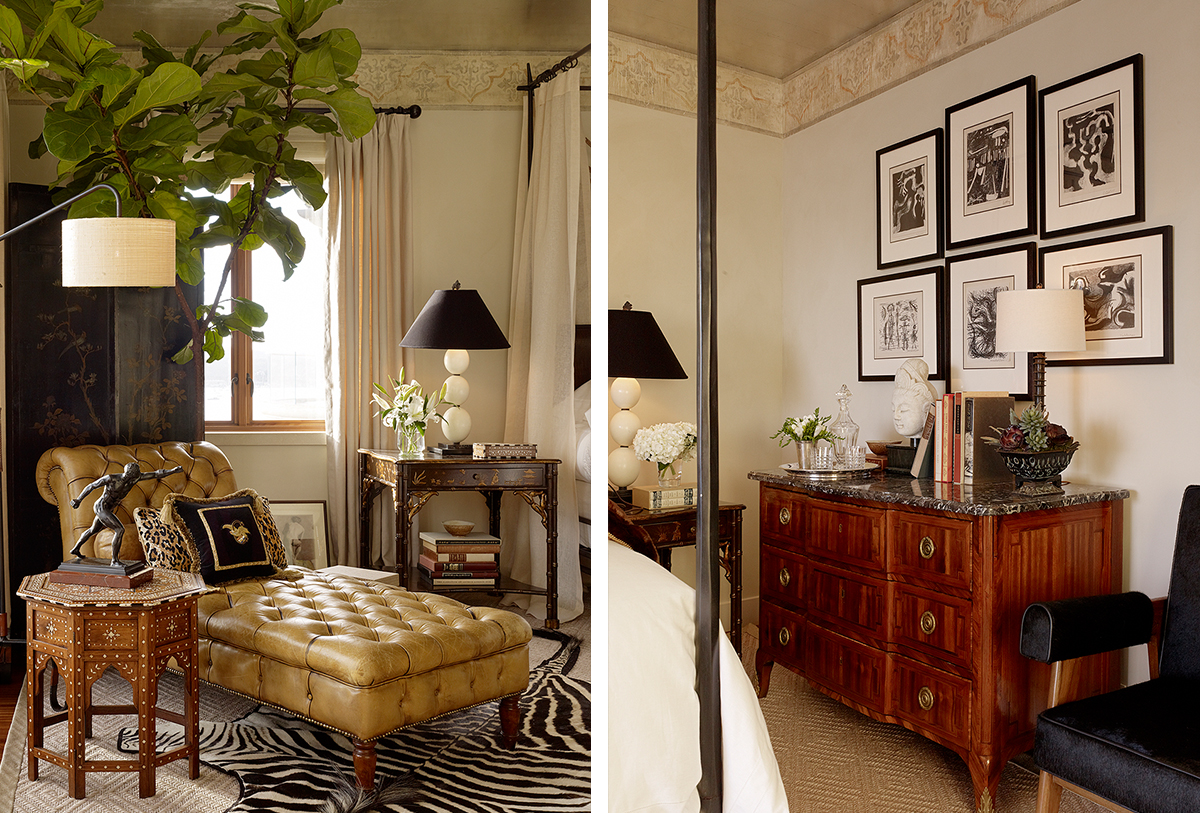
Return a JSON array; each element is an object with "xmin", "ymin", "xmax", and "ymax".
[{"xmin": 133, "ymin": 506, "xmax": 199, "ymax": 572}]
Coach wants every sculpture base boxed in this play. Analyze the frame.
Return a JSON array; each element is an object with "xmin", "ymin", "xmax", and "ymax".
[{"xmin": 50, "ymin": 558, "xmax": 153, "ymax": 589}]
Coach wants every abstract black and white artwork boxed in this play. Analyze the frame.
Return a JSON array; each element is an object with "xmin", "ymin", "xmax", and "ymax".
[
  {"xmin": 961, "ymin": 276, "xmax": 1014, "ymax": 369},
  {"xmin": 858, "ymin": 266, "xmax": 944, "ymax": 381},
  {"xmin": 873, "ymin": 291, "xmax": 924, "ymax": 360},
  {"xmin": 946, "ymin": 77, "xmax": 1035, "ymax": 249},
  {"xmin": 1040, "ymin": 55, "xmax": 1143, "ymax": 239},
  {"xmin": 877, "ymin": 129, "xmax": 943, "ymax": 268},
  {"xmin": 1059, "ymin": 93, "xmax": 1121, "ymax": 206},
  {"xmin": 964, "ymin": 114, "xmax": 1013, "ymax": 214},
  {"xmin": 1041, "ymin": 226, "xmax": 1170, "ymax": 367}
]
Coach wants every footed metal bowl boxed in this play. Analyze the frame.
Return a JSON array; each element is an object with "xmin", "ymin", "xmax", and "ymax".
[{"xmin": 997, "ymin": 444, "xmax": 1079, "ymax": 495}]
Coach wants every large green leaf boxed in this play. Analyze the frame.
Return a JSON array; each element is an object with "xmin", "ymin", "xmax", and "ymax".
[
  {"xmin": 269, "ymin": 18, "xmax": 298, "ymax": 58},
  {"xmin": 217, "ymin": 10, "xmax": 274, "ymax": 37},
  {"xmin": 182, "ymin": 29, "xmax": 211, "ymax": 68},
  {"xmin": 48, "ymin": 12, "xmax": 113, "ymax": 67},
  {"xmin": 0, "ymin": 56, "xmax": 48, "ymax": 82},
  {"xmin": 115, "ymin": 62, "xmax": 202, "ymax": 126},
  {"xmin": 43, "ymin": 106, "xmax": 113, "ymax": 161},
  {"xmin": 320, "ymin": 28, "xmax": 359, "ymax": 78},
  {"xmin": 202, "ymin": 328, "xmax": 226, "ymax": 362},
  {"xmin": 274, "ymin": 0, "xmax": 301, "ymax": 25},
  {"xmin": 121, "ymin": 112, "xmax": 198, "ymax": 151},
  {"xmin": 97, "ymin": 64, "xmax": 138, "ymax": 108},
  {"xmin": 0, "ymin": 6, "xmax": 27, "ymax": 58},
  {"xmin": 292, "ymin": 43, "xmax": 337, "ymax": 88},
  {"xmin": 257, "ymin": 203, "xmax": 305, "ymax": 278},
  {"xmin": 282, "ymin": 159, "xmax": 326, "ymax": 209},
  {"xmin": 294, "ymin": 86, "xmax": 374, "ymax": 140},
  {"xmin": 133, "ymin": 152, "xmax": 188, "ymax": 183},
  {"xmin": 131, "ymin": 30, "xmax": 176, "ymax": 67},
  {"xmin": 231, "ymin": 297, "xmax": 268, "ymax": 327},
  {"xmin": 175, "ymin": 243, "xmax": 204, "ymax": 287},
  {"xmin": 28, "ymin": 0, "xmax": 81, "ymax": 58},
  {"xmin": 147, "ymin": 190, "xmax": 202, "ymax": 238},
  {"xmin": 299, "ymin": 0, "xmax": 342, "ymax": 32}
]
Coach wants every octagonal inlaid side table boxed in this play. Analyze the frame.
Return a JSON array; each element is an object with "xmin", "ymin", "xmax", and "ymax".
[{"xmin": 18, "ymin": 569, "xmax": 207, "ymax": 799}]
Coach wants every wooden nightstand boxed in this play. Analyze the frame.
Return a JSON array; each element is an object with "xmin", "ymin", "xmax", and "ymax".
[
  {"xmin": 19, "ymin": 569, "xmax": 206, "ymax": 799},
  {"xmin": 620, "ymin": 502, "xmax": 745, "ymax": 656}
]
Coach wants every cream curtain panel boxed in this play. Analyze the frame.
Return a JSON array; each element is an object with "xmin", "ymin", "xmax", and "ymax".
[
  {"xmin": 324, "ymin": 113, "xmax": 414, "ymax": 568},
  {"xmin": 502, "ymin": 68, "xmax": 586, "ymax": 623}
]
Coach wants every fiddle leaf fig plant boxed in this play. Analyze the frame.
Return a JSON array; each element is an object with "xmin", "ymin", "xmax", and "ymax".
[{"xmin": 0, "ymin": 0, "xmax": 375, "ymax": 436}]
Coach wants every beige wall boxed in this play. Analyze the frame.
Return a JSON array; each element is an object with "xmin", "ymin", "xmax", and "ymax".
[
  {"xmin": 609, "ymin": 100, "xmax": 783, "ymax": 628},
  {"xmin": 782, "ymin": 0, "xmax": 1199, "ymax": 682}
]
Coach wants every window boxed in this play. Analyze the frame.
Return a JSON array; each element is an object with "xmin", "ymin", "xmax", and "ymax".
[{"xmin": 204, "ymin": 188, "xmax": 327, "ymax": 430}]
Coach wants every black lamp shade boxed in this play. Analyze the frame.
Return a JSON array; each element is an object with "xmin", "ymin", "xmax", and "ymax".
[
  {"xmin": 400, "ymin": 287, "xmax": 510, "ymax": 350},
  {"xmin": 609, "ymin": 307, "xmax": 687, "ymax": 379}
]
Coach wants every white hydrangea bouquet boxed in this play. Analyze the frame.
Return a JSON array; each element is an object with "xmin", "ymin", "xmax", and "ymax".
[
  {"xmin": 633, "ymin": 421, "xmax": 698, "ymax": 484},
  {"xmin": 372, "ymin": 368, "xmax": 447, "ymax": 454}
]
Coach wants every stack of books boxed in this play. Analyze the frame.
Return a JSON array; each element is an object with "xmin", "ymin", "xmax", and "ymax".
[
  {"xmin": 910, "ymin": 391, "xmax": 1015, "ymax": 483},
  {"xmin": 418, "ymin": 531, "xmax": 501, "ymax": 587},
  {"xmin": 632, "ymin": 482, "xmax": 698, "ymax": 510}
]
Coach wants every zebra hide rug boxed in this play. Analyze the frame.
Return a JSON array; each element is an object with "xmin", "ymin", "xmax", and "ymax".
[{"xmin": 116, "ymin": 630, "xmax": 589, "ymax": 812}]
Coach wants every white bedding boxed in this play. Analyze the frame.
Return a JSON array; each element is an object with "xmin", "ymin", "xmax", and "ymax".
[
  {"xmin": 575, "ymin": 381, "xmax": 592, "ymax": 527},
  {"xmin": 608, "ymin": 540, "xmax": 789, "ymax": 813}
]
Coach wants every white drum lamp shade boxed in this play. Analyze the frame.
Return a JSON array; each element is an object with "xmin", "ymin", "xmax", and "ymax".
[
  {"xmin": 996, "ymin": 287, "xmax": 1085, "ymax": 411},
  {"xmin": 61, "ymin": 217, "xmax": 177, "ymax": 287}
]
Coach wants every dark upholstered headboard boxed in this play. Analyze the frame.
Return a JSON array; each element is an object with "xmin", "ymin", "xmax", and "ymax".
[{"xmin": 574, "ymin": 324, "xmax": 591, "ymax": 391}]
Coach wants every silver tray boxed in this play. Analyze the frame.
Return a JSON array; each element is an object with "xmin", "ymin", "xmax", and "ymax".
[{"xmin": 779, "ymin": 462, "xmax": 878, "ymax": 481}]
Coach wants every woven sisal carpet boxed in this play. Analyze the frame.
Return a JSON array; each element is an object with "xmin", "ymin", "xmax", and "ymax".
[
  {"xmin": 739, "ymin": 625, "xmax": 1106, "ymax": 813},
  {"xmin": 0, "ymin": 610, "xmax": 589, "ymax": 812}
]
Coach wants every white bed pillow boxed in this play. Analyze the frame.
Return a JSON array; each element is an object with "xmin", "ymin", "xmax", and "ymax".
[
  {"xmin": 574, "ymin": 381, "xmax": 592, "ymax": 483},
  {"xmin": 608, "ymin": 541, "xmax": 789, "ymax": 813}
]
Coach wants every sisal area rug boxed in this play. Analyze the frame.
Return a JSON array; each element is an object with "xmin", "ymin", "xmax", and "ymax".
[
  {"xmin": 1, "ymin": 613, "xmax": 589, "ymax": 813},
  {"xmin": 740, "ymin": 625, "xmax": 1106, "ymax": 813}
]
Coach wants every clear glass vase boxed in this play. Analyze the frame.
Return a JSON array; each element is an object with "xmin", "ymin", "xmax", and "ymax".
[
  {"xmin": 657, "ymin": 461, "xmax": 683, "ymax": 488},
  {"xmin": 398, "ymin": 428, "xmax": 426, "ymax": 458},
  {"xmin": 830, "ymin": 384, "xmax": 860, "ymax": 466}
]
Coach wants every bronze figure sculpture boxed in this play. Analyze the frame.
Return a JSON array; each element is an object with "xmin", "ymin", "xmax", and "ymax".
[{"xmin": 70, "ymin": 462, "xmax": 182, "ymax": 565}]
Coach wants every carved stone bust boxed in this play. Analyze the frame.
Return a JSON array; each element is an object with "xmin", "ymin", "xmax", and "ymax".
[{"xmin": 891, "ymin": 358, "xmax": 938, "ymax": 438}]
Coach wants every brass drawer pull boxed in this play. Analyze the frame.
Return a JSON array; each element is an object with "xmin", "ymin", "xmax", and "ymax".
[
  {"xmin": 918, "ymin": 686, "xmax": 935, "ymax": 711},
  {"xmin": 779, "ymin": 507, "xmax": 791, "ymax": 526},
  {"xmin": 778, "ymin": 627, "xmax": 791, "ymax": 647},
  {"xmin": 778, "ymin": 567, "xmax": 791, "ymax": 588},
  {"xmin": 919, "ymin": 536, "xmax": 936, "ymax": 559},
  {"xmin": 920, "ymin": 611, "xmax": 937, "ymax": 635}
]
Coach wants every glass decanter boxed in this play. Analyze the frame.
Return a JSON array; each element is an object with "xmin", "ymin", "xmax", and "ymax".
[{"xmin": 830, "ymin": 384, "xmax": 860, "ymax": 466}]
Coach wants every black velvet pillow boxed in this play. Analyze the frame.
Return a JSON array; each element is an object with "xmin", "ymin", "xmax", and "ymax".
[{"xmin": 170, "ymin": 494, "xmax": 276, "ymax": 584}]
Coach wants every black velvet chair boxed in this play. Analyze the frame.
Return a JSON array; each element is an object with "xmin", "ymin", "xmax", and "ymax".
[{"xmin": 1020, "ymin": 485, "xmax": 1200, "ymax": 813}]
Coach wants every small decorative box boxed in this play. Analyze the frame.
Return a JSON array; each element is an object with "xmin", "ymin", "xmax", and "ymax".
[{"xmin": 472, "ymin": 443, "xmax": 538, "ymax": 459}]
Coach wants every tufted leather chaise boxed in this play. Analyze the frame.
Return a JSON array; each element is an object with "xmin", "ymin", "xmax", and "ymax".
[{"xmin": 36, "ymin": 442, "xmax": 532, "ymax": 788}]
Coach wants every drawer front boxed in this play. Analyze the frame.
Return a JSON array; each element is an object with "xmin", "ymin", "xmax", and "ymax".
[
  {"xmin": 761, "ymin": 485, "xmax": 804, "ymax": 544},
  {"xmin": 761, "ymin": 544, "xmax": 804, "ymax": 608},
  {"xmin": 889, "ymin": 511, "xmax": 973, "ymax": 592},
  {"xmin": 890, "ymin": 654, "xmax": 971, "ymax": 747},
  {"xmin": 806, "ymin": 623, "xmax": 886, "ymax": 713},
  {"xmin": 891, "ymin": 585, "xmax": 971, "ymax": 669},
  {"xmin": 808, "ymin": 564, "xmax": 886, "ymax": 642},
  {"xmin": 758, "ymin": 601, "xmax": 804, "ymax": 668},
  {"xmin": 805, "ymin": 501, "xmax": 886, "ymax": 572}
]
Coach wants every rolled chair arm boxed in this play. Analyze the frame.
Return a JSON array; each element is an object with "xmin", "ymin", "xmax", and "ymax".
[{"xmin": 1020, "ymin": 592, "xmax": 1153, "ymax": 664}]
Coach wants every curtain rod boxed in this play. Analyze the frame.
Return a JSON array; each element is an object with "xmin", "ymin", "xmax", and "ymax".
[
  {"xmin": 517, "ymin": 44, "xmax": 592, "ymax": 92},
  {"xmin": 296, "ymin": 104, "xmax": 422, "ymax": 118}
]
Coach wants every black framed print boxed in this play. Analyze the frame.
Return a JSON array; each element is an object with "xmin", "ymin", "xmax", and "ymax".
[
  {"xmin": 876, "ymin": 128, "xmax": 943, "ymax": 269},
  {"xmin": 1040, "ymin": 225, "xmax": 1171, "ymax": 366},
  {"xmin": 1039, "ymin": 54, "xmax": 1144, "ymax": 240},
  {"xmin": 945, "ymin": 76, "xmax": 1036, "ymax": 249},
  {"xmin": 857, "ymin": 265, "xmax": 945, "ymax": 382},
  {"xmin": 946, "ymin": 243, "xmax": 1036, "ymax": 397}
]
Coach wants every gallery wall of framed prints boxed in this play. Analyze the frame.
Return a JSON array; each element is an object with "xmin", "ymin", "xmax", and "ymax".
[{"xmin": 859, "ymin": 51, "xmax": 1171, "ymax": 390}]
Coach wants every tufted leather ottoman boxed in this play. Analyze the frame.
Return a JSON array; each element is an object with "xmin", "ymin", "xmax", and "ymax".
[{"xmin": 197, "ymin": 568, "xmax": 532, "ymax": 787}]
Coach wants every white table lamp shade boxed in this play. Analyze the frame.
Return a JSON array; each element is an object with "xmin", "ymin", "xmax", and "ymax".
[
  {"xmin": 61, "ymin": 217, "xmax": 176, "ymax": 287},
  {"xmin": 995, "ymin": 288, "xmax": 1086, "ymax": 353}
]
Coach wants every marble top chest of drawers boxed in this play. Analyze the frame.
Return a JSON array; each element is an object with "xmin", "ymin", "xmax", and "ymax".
[{"xmin": 749, "ymin": 471, "xmax": 1129, "ymax": 812}]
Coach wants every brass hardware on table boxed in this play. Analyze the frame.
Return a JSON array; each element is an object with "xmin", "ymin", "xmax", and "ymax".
[
  {"xmin": 779, "ymin": 507, "xmax": 791, "ymax": 526},
  {"xmin": 778, "ymin": 567, "xmax": 791, "ymax": 588},
  {"xmin": 919, "ymin": 536, "xmax": 936, "ymax": 559},
  {"xmin": 778, "ymin": 627, "xmax": 791, "ymax": 646},
  {"xmin": 920, "ymin": 611, "xmax": 937, "ymax": 635},
  {"xmin": 918, "ymin": 686, "xmax": 935, "ymax": 711}
]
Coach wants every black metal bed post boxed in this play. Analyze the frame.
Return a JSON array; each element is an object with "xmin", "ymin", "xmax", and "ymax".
[{"xmin": 696, "ymin": 0, "xmax": 723, "ymax": 808}]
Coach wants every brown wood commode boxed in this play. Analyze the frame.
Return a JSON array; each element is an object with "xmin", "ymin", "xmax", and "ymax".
[
  {"xmin": 359, "ymin": 449, "xmax": 561, "ymax": 628},
  {"xmin": 18, "ymin": 569, "xmax": 206, "ymax": 800},
  {"xmin": 619, "ymin": 502, "xmax": 745, "ymax": 657},
  {"xmin": 749, "ymin": 471, "xmax": 1128, "ymax": 813}
]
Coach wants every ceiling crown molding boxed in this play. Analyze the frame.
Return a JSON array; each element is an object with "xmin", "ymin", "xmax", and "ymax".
[{"xmin": 610, "ymin": 0, "xmax": 1081, "ymax": 137}]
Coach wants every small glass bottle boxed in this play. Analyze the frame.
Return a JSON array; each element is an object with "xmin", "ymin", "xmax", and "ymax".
[{"xmin": 830, "ymin": 384, "xmax": 860, "ymax": 466}]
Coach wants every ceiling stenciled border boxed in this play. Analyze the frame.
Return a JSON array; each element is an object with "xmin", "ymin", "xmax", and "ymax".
[
  {"xmin": 6, "ymin": 51, "xmax": 591, "ymax": 111},
  {"xmin": 610, "ymin": 0, "xmax": 1080, "ymax": 137}
]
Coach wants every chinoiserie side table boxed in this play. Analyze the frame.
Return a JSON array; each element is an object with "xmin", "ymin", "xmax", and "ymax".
[
  {"xmin": 18, "ymin": 569, "xmax": 207, "ymax": 799},
  {"xmin": 358, "ymin": 449, "xmax": 561, "ymax": 629},
  {"xmin": 620, "ymin": 502, "xmax": 745, "ymax": 657}
]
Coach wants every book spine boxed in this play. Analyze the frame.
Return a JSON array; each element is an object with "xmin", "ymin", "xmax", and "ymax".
[
  {"xmin": 420, "ymin": 546, "xmax": 500, "ymax": 562},
  {"xmin": 933, "ymin": 399, "xmax": 944, "ymax": 481},
  {"xmin": 418, "ymin": 554, "xmax": 498, "ymax": 572},
  {"xmin": 953, "ymin": 392, "xmax": 964, "ymax": 483},
  {"xmin": 419, "ymin": 566, "xmax": 499, "ymax": 580},
  {"xmin": 633, "ymin": 486, "xmax": 698, "ymax": 509},
  {"xmin": 911, "ymin": 405, "xmax": 937, "ymax": 478},
  {"xmin": 963, "ymin": 397, "xmax": 976, "ymax": 481},
  {"xmin": 420, "ymin": 541, "xmax": 501, "ymax": 553}
]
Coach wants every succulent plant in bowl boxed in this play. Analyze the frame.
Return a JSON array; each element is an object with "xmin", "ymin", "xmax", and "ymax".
[{"xmin": 987, "ymin": 406, "xmax": 1079, "ymax": 494}]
